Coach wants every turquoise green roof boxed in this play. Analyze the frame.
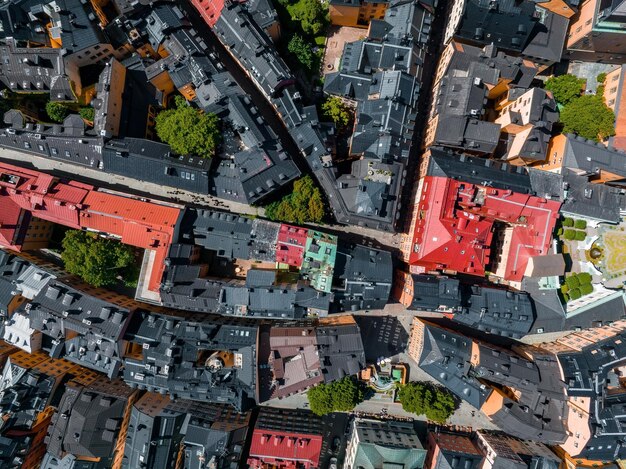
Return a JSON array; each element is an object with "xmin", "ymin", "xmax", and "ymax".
[
  {"xmin": 301, "ymin": 230, "xmax": 337, "ymax": 293},
  {"xmin": 353, "ymin": 442, "xmax": 427, "ymax": 469}
]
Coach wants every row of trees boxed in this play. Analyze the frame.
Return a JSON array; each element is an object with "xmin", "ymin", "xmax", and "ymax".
[
  {"xmin": 307, "ymin": 378, "xmax": 457, "ymax": 423},
  {"xmin": 45, "ymin": 101, "xmax": 94, "ymax": 123},
  {"xmin": 307, "ymin": 377, "xmax": 365, "ymax": 415},
  {"xmin": 545, "ymin": 74, "xmax": 615, "ymax": 141},
  {"xmin": 397, "ymin": 382, "xmax": 456, "ymax": 423}
]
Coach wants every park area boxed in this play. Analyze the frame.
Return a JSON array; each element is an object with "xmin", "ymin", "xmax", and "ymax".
[{"xmin": 593, "ymin": 223, "xmax": 626, "ymax": 287}]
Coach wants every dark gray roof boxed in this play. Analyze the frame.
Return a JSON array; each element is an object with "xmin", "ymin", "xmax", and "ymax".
[
  {"xmin": 562, "ymin": 134, "xmax": 626, "ymax": 182},
  {"xmin": 123, "ymin": 313, "xmax": 258, "ymax": 411},
  {"xmin": 316, "ymin": 321, "xmax": 366, "ymax": 382},
  {"xmin": 453, "ymin": 286, "xmax": 534, "ymax": 339},
  {"xmin": 452, "ymin": 0, "xmax": 544, "ymax": 57},
  {"xmin": 103, "ymin": 138, "xmax": 212, "ymax": 194},
  {"xmin": 557, "ymin": 325, "xmax": 626, "ymax": 460},
  {"xmin": 178, "ymin": 401, "xmax": 250, "ymax": 469},
  {"xmin": 416, "ymin": 323, "xmax": 490, "ymax": 409},
  {"xmin": 213, "ymin": 1, "xmax": 292, "ymax": 98},
  {"xmin": 191, "ymin": 209, "xmax": 254, "ymax": 259},
  {"xmin": 0, "ymin": 39, "xmax": 73, "ymax": 100},
  {"xmin": 27, "ymin": 281, "xmax": 131, "ymax": 342},
  {"xmin": 218, "ymin": 275, "xmax": 332, "ymax": 319},
  {"xmin": 122, "ymin": 394, "xmax": 188, "ymax": 469},
  {"xmin": 0, "ymin": 365, "xmax": 55, "ymax": 431},
  {"xmin": 431, "ymin": 72, "xmax": 500, "ymax": 154},
  {"xmin": 24, "ymin": 280, "xmax": 132, "ymax": 377},
  {"xmin": 190, "ymin": 210, "xmax": 281, "ymax": 261},
  {"xmin": 333, "ymin": 243, "xmax": 393, "ymax": 312},
  {"xmin": 408, "ymin": 274, "xmax": 462, "ymax": 311},
  {"xmin": 521, "ymin": 9, "xmax": 569, "ymax": 64},
  {"xmin": 46, "ymin": 380, "xmax": 133, "ymax": 462},
  {"xmin": 160, "ymin": 243, "xmax": 223, "ymax": 313},
  {"xmin": 417, "ymin": 320, "xmax": 568, "ymax": 443},
  {"xmin": 561, "ymin": 169, "xmax": 626, "ymax": 223},
  {"xmin": 57, "ymin": 0, "xmax": 108, "ymax": 54},
  {"xmin": 446, "ymin": 43, "xmax": 536, "ymax": 89},
  {"xmin": 427, "ymin": 148, "xmax": 562, "ymax": 198}
]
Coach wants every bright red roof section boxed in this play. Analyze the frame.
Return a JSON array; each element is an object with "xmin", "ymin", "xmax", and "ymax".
[
  {"xmin": 409, "ymin": 176, "xmax": 560, "ymax": 282},
  {"xmin": 191, "ymin": 0, "xmax": 225, "ymax": 27},
  {"xmin": 247, "ymin": 429, "xmax": 323, "ymax": 469},
  {"xmin": 276, "ymin": 224, "xmax": 309, "ymax": 267},
  {"xmin": 0, "ymin": 162, "xmax": 181, "ymax": 293}
]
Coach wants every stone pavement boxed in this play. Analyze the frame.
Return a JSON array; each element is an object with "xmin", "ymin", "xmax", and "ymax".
[{"xmin": 0, "ymin": 148, "xmax": 262, "ymax": 217}]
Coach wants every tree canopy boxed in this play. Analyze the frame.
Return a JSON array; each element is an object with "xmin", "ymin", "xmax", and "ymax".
[
  {"xmin": 397, "ymin": 382, "xmax": 456, "ymax": 423},
  {"xmin": 265, "ymin": 175, "xmax": 325, "ymax": 224},
  {"xmin": 155, "ymin": 95, "xmax": 220, "ymax": 158},
  {"xmin": 545, "ymin": 74, "xmax": 586, "ymax": 105},
  {"xmin": 321, "ymin": 96, "xmax": 352, "ymax": 130},
  {"xmin": 46, "ymin": 101, "xmax": 69, "ymax": 123},
  {"xmin": 560, "ymin": 94, "xmax": 615, "ymax": 141},
  {"xmin": 307, "ymin": 377, "xmax": 364, "ymax": 415},
  {"xmin": 288, "ymin": 34, "xmax": 314, "ymax": 72},
  {"xmin": 79, "ymin": 107, "xmax": 95, "ymax": 122},
  {"xmin": 289, "ymin": 0, "xmax": 327, "ymax": 36},
  {"xmin": 61, "ymin": 230, "xmax": 138, "ymax": 288}
]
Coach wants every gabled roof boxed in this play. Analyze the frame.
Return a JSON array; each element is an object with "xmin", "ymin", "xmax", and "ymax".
[{"xmin": 409, "ymin": 169, "xmax": 561, "ymax": 281}]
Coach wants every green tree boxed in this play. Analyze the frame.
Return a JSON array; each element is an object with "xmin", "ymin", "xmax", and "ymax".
[
  {"xmin": 321, "ymin": 96, "xmax": 352, "ymax": 130},
  {"xmin": 578, "ymin": 272, "xmax": 592, "ymax": 284},
  {"xmin": 575, "ymin": 230, "xmax": 586, "ymax": 241},
  {"xmin": 562, "ymin": 218, "xmax": 574, "ymax": 227},
  {"xmin": 79, "ymin": 107, "xmax": 95, "ymax": 122},
  {"xmin": 265, "ymin": 175, "xmax": 325, "ymax": 223},
  {"xmin": 569, "ymin": 288, "xmax": 582, "ymax": 300},
  {"xmin": 574, "ymin": 219, "xmax": 587, "ymax": 229},
  {"xmin": 291, "ymin": 0, "xmax": 327, "ymax": 36},
  {"xmin": 61, "ymin": 230, "xmax": 137, "ymax": 287},
  {"xmin": 155, "ymin": 95, "xmax": 220, "ymax": 158},
  {"xmin": 565, "ymin": 275, "xmax": 580, "ymax": 289},
  {"xmin": 560, "ymin": 94, "xmax": 616, "ymax": 141},
  {"xmin": 545, "ymin": 74, "xmax": 585, "ymax": 105},
  {"xmin": 46, "ymin": 101, "xmax": 69, "ymax": 123},
  {"xmin": 580, "ymin": 283, "xmax": 594, "ymax": 295},
  {"xmin": 563, "ymin": 229, "xmax": 577, "ymax": 240},
  {"xmin": 597, "ymin": 72, "xmax": 607, "ymax": 84},
  {"xmin": 307, "ymin": 377, "xmax": 364, "ymax": 416},
  {"xmin": 397, "ymin": 382, "xmax": 456, "ymax": 423},
  {"xmin": 288, "ymin": 34, "xmax": 314, "ymax": 71}
]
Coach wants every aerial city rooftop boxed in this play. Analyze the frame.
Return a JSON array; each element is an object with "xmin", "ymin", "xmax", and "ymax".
[{"xmin": 1, "ymin": 0, "xmax": 626, "ymax": 467}]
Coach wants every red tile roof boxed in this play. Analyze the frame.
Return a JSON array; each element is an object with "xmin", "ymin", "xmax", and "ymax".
[
  {"xmin": 247, "ymin": 429, "xmax": 323, "ymax": 469},
  {"xmin": 276, "ymin": 224, "xmax": 309, "ymax": 267},
  {"xmin": 0, "ymin": 199, "xmax": 24, "ymax": 250},
  {"xmin": 81, "ymin": 192, "xmax": 180, "ymax": 291},
  {"xmin": 191, "ymin": 0, "xmax": 225, "ymax": 27},
  {"xmin": 0, "ymin": 162, "xmax": 182, "ymax": 293},
  {"xmin": 409, "ymin": 176, "xmax": 560, "ymax": 282}
]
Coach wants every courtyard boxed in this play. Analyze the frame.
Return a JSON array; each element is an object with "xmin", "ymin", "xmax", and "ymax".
[{"xmin": 322, "ymin": 25, "xmax": 366, "ymax": 75}]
